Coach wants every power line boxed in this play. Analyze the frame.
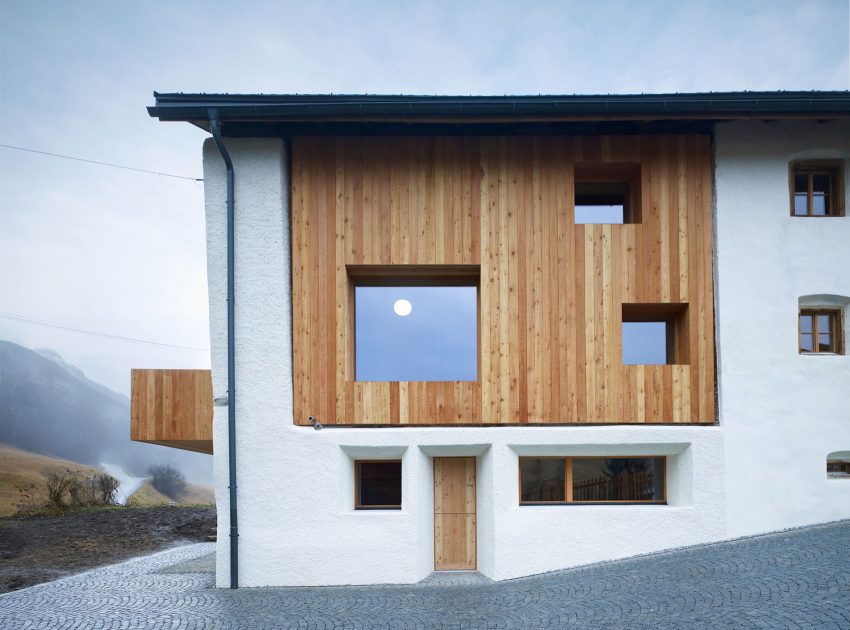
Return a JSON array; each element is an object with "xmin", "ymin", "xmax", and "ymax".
[
  {"xmin": 0, "ymin": 312, "xmax": 209, "ymax": 352},
  {"xmin": 0, "ymin": 144, "xmax": 203, "ymax": 182}
]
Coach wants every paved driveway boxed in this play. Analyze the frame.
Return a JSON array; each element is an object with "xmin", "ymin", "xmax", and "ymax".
[{"xmin": 2, "ymin": 520, "xmax": 849, "ymax": 629}]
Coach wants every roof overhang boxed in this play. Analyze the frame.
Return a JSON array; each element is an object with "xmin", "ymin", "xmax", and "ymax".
[{"xmin": 148, "ymin": 91, "xmax": 850, "ymax": 136}]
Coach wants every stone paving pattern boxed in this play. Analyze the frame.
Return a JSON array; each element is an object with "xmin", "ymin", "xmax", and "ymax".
[{"xmin": 1, "ymin": 520, "xmax": 849, "ymax": 629}]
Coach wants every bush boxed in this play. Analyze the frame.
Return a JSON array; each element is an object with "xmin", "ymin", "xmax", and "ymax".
[
  {"xmin": 147, "ymin": 464, "xmax": 187, "ymax": 500},
  {"xmin": 15, "ymin": 469, "xmax": 120, "ymax": 515}
]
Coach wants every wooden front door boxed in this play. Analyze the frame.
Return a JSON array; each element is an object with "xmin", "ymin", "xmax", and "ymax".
[{"xmin": 433, "ymin": 457, "xmax": 476, "ymax": 570}]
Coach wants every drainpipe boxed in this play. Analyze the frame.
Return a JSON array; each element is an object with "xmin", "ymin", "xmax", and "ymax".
[{"xmin": 208, "ymin": 109, "xmax": 238, "ymax": 589}]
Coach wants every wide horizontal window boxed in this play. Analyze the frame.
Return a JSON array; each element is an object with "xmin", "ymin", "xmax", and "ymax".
[
  {"xmin": 355, "ymin": 460, "xmax": 402, "ymax": 509},
  {"xmin": 519, "ymin": 457, "xmax": 666, "ymax": 504}
]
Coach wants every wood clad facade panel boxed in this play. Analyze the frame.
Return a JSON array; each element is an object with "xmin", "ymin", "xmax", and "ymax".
[
  {"xmin": 292, "ymin": 135, "xmax": 716, "ymax": 425},
  {"xmin": 130, "ymin": 369, "xmax": 213, "ymax": 454}
]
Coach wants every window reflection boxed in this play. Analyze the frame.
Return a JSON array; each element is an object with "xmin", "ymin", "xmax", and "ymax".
[
  {"xmin": 572, "ymin": 458, "xmax": 665, "ymax": 502},
  {"xmin": 520, "ymin": 459, "xmax": 565, "ymax": 502}
]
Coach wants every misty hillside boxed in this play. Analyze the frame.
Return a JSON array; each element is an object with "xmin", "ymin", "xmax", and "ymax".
[{"xmin": 0, "ymin": 340, "xmax": 212, "ymax": 483}]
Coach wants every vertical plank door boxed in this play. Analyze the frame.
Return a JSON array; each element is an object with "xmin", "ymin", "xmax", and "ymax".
[{"xmin": 433, "ymin": 457, "xmax": 476, "ymax": 570}]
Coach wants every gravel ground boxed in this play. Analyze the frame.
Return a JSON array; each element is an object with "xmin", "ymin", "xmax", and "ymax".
[
  {"xmin": 1, "ymin": 520, "xmax": 848, "ymax": 628},
  {"xmin": 0, "ymin": 506, "xmax": 215, "ymax": 593}
]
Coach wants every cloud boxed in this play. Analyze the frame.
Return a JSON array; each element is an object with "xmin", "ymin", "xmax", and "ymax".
[{"xmin": 0, "ymin": 0, "xmax": 847, "ymax": 396}]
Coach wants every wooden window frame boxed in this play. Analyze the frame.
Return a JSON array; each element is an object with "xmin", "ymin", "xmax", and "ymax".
[
  {"xmin": 622, "ymin": 303, "xmax": 689, "ymax": 365},
  {"xmin": 518, "ymin": 456, "xmax": 667, "ymax": 506},
  {"xmin": 573, "ymin": 162, "xmax": 642, "ymax": 224},
  {"xmin": 799, "ymin": 308, "xmax": 843, "ymax": 355},
  {"xmin": 789, "ymin": 160, "xmax": 845, "ymax": 217},
  {"xmin": 347, "ymin": 265, "xmax": 481, "ymax": 383},
  {"xmin": 354, "ymin": 459, "xmax": 402, "ymax": 510}
]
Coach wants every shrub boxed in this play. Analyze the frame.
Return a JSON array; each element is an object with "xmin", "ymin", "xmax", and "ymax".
[
  {"xmin": 15, "ymin": 469, "xmax": 120, "ymax": 515},
  {"xmin": 148, "ymin": 464, "xmax": 187, "ymax": 500}
]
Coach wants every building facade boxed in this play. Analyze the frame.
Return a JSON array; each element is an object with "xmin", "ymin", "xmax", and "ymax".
[{"xmin": 133, "ymin": 93, "xmax": 850, "ymax": 587}]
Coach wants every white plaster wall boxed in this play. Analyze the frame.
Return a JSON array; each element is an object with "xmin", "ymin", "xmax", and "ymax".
[
  {"xmin": 714, "ymin": 121, "xmax": 850, "ymax": 537},
  {"xmin": 202, "ymin": 136, "xmax": 727, "ymax": 586}
]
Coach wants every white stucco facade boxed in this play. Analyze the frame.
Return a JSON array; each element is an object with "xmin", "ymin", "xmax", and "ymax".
[
  {"xmin": 201, "ymin": 127, "xmax": 848, "ymax": 588},
  {"xmin": 714, "ymin": 120, "xmax": 850, "ymax": 538}
]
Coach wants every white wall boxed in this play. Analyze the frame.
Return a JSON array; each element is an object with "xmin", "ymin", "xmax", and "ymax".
[
  {"xmin": 714, "ymin": 121, "xmax": 850, "ymax": 537},
  {"xmin": 202, "ymin": 137, "xmax": 728, "ymax": 587}
]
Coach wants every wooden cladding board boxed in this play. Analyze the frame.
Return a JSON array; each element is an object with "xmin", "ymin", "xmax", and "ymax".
[
  {"xmin": 130, "ymin": 369, "xmax": 213, "ymax": 454},
  {"xmin": 434, "ymin": 457, "xmax": 476, "ymax": 571},
  {"xmin": 292, "ymin": 135, "xmax": 716, "ymax": 425}
]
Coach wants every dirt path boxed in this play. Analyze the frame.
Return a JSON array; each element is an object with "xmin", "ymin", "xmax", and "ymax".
[{"xmin": 0, "ymin": 506, "xmax": 215, "ymax": 593}]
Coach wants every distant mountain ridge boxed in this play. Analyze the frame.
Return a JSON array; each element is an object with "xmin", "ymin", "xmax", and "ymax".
[{"xmin": 0, "ymin": 340, "xmax": 211, "ymax": 482}]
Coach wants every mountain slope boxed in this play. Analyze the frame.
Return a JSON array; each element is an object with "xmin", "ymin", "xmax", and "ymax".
[{"xmin": 0, "ymin": 340, "xmax": 212, "ymax": 483}]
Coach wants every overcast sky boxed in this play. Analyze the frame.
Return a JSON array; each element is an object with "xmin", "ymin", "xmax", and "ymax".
[{"xmin": 1, "ymin": 0, "xmax": 848, "ymax": 395}]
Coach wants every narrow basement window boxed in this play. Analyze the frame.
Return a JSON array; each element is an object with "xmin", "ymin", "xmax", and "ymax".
[
  {"xmin": 573, "ymin": 163, "xmax": 641, "ymax": 224},
  {"xmin": 355, "ymin": 461, "xmax": 402, "ymax": 509},
  {"xmin": 622, "ymin": 304, "xmax": 689, "ymax": 365},
  {"xmin": 352, "ymin": 268, "xmax": 479, "ymax": 381}
]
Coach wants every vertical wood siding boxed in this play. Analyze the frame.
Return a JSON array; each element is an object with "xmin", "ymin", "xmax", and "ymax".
[
  {"xmin": 292, "ymin": 135, "xmax": 716, "ymax": 425},
  {"xmin": 130, "ymin": 369, "xmax": 213, "ymax": 453}
]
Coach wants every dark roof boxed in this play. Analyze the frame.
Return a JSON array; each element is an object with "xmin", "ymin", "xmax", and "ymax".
[{"xmin": 148, "ymin": 91, "xmax": 850, "ymax": 135}]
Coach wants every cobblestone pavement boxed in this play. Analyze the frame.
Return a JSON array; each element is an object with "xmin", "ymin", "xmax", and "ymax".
[{"xmin": 2, "ymin": 520, "xmax": 849, "ymax": 629}]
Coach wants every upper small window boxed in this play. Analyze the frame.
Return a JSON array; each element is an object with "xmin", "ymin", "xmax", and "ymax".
[
  {"xmin": 574, "ymin": 163, "xmax": 641, "ymax": 224},
  {"xmin": 790, "ymin": 160, "xmax": 844, "ymax": 217},
  {"xmin": 799, "ymin": 309, "xmax": 842, "ymax": 354},
  {"xmin": 350, "ymin": 266, "xmax": 479, "ymax": 382}
]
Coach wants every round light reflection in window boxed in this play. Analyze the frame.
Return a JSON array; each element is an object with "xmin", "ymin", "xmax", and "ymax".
[{"xmin": 393, "ymin": 299, "xmax": 412, "ymax": 317}]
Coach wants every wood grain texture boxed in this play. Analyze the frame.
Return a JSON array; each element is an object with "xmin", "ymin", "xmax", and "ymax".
[
  {"xmin": 292, "ymin": 135, "xmax": 716, "ymax": 425},
  {"xmin": 434, "ymin": 457, "xmax": 476, "ymax": 570},
  {"xmin": 130, "ymin": 369, "xmax": 213, "ymax": 454}
]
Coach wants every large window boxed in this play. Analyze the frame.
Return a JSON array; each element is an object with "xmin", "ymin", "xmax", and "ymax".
[
  {"xmin": 519, "ymin": 457, "xmax": 666, "ymax": 505},
  {"xmin": 351, "ymin": 267, "xmax": 479, "ymax": 382},
  {"xmin": 790, "ymin": 160, "xmax": 844, "ymax": 217},
  {"xmin": 355, "ymin": 461, "xmax": 402, "ymax": 509},
  {"xmin": 799, "ymin": 309, "xmax": 842, "ymax": 354}
]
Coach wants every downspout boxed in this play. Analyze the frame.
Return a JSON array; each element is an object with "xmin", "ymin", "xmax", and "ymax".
[{"xmin": 208, "ymin": 109, "xmax": 239, "ymax": 589}]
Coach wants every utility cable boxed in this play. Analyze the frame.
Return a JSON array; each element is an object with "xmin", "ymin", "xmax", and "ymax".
[
  {"xmin": 0, "ymin": 144, "xmax": 203, "ymax": 182},
  {"xmin": 0, "ymin": 311, "xmax": 209, "ymax": 351}
]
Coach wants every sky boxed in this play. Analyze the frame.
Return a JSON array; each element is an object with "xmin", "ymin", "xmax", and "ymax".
[{"xmin": 1, "ymin": 0, "xmax": 848, "ymax": 397}]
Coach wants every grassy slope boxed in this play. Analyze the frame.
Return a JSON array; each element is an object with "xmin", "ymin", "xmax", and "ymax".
[
  {"xmin": 0, "ymin": 444, "xmax": 100, "ymax": 516},
  {"xmin": 127, "ymin": 480, "xmax": 215, "ymax": 507},
  {"xmin": 0, "ymin": 444, "xmax": 214, "ymax": 515}
]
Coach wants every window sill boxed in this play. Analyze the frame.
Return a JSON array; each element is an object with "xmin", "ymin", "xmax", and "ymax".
[{"xmin": 519, "ymin": 501, "xmax": 667, "ymax": 507}]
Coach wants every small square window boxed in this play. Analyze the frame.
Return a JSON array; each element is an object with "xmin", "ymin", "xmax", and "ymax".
[
  {"xmin": 350, "ymin": 266, "xmax": 479, "ymax": 382},
  {"xmin": 573, "ymin": 163, "xmax": 641, "ymax": 224},
  {"xmin": 622, "ymin": 304, "xmax": 688, "ymax": 365},
  {"xmin": 790, "ymin": 160, "xmax": 844, "ymax": 217},
  {"xmin": 799, "ymin": 309, "xmax": 842, "ymax": 354},
  {"xmin": 355, "ymin": 461, "xmax": 402, "ymax": 509}
]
